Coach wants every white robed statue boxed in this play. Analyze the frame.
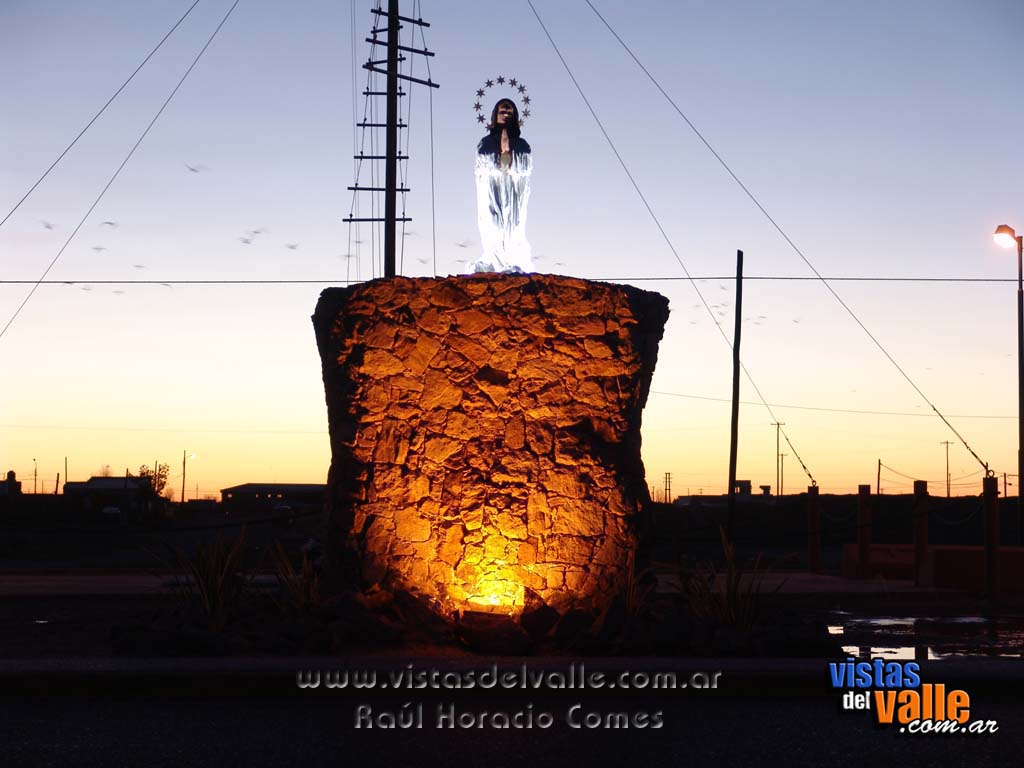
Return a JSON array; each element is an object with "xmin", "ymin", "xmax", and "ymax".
[{"xmin": 469, "ymin": 97, "xmax": 533, "ymax": 273}]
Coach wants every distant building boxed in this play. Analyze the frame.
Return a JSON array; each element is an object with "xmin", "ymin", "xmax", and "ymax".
[
  {"xmin": 63, "ymin": 475, "xmax": 156, "ymax": 523},
  {"xmin": 220, "ymin": 483, "xmax": 326, "ymax": 515},
  {"xmin": 732, "ymin": 480, "xmax": 752, "ymax": 497},
  {"xmin": 1, "ymin": 470, "xmax": 22, "ymax": 498}
]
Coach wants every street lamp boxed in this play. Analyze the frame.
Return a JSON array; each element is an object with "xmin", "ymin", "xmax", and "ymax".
[
  {"xmin": 181, "ymin": 451, "xmax": 196, "ymax": 505},
  {"xmin": 993, "ymin": 223, "xmax": 1024, "ymax": 544}
]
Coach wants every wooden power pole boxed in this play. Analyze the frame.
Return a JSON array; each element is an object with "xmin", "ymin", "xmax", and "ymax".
[{"xmin": 726, "ymin": 250, "xmax": 743, "ymax": 540}]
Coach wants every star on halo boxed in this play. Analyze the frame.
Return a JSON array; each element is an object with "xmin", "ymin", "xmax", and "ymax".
[{"xmin": 471, "ymin": 76, "xmax": 532, "ymax": 126}]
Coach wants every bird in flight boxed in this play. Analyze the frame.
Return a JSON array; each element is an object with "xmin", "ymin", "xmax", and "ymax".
[
  {"xmin": 80, "ymin": 285, "xmax": 93, "ymax": 292},
  {"xmin": 454, "ymin": 240, "xmax": 471, "ymax": 249},
  {"xmin": 416, "ymin": 257, "xmax": 429, "ymax": 264},
  {"xmin": 247, "ymin": 228, "xmax": 266, "ymax": 236},
  {"xmin": 285, "ymin": 243, "xmax": 299, "ymax": 250},
  {"xmin": 184, "ymin": 163, "xmax": 208, "ymax": 173},
  {"xmin": 40, "ymin": 220, "xmax": 54, "ymax": 230},
  {"xmin": 99, "ymin": 220, "xmax": 118, "ymax": 228},
  {"xmin": 239, "ymin": 237, "xmax": 253, "ymax": 245},
  {"xmin": 91, "ymin": 245, "xmax": 106, "ymax": 253}
]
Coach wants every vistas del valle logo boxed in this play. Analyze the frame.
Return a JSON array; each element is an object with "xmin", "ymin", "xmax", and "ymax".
[{"xmin": 827, "ymin": 658, "xmax": 998, "ymax": 735}]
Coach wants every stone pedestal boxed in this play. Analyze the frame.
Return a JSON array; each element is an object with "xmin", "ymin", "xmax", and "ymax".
[{"xmin": 312, "ymin": 274, "xmax": 669, "ymax": 622}]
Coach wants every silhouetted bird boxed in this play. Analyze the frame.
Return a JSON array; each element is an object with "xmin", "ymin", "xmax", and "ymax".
[
  {"xmin": 91, "ymin": 245, "xmax": 106, "ymax": 253},
  {"xmin": 100, "ymin": 220, "xmax": 118, "ymax": 228},
  {"xmin": 454, "ymin": 240, "xmax": 471, "ymax": 249},
  {"xmin": 285, "ymin": 243, "xmax": 299, "ymax": 250},
  {"xmin": 416, "ymin": 257, "xmax": 429, "ymax": 264},
  {"xmin": 247, "ymin": 228, "xmax": 266, "ymax": 236},
  {"xmin": 184, "ymin": 163, "xmax": 207, "ymax": 173},
  {"xmin": 239, "ymin": 237, "xmax": 252, "ymax": 245},
  {"xmin": 40, "ymin": 220, "xmax": 54, "ymax": 230}
]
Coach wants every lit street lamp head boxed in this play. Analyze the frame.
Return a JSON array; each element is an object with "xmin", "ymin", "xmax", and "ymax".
[{"xmin": 994, "ymin": 224, "xmax": 1018, "ymax": 249}]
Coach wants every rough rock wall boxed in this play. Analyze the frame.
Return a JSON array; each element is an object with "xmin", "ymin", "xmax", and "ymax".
[{"xmin": 313, "ymin": 274, "xmax": 669, "ymax": 620}]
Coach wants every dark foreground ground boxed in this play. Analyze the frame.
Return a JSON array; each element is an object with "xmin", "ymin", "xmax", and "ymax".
[{"xmin": 1, "ymin": 659, "xmax": 1020, "ymax": 768}]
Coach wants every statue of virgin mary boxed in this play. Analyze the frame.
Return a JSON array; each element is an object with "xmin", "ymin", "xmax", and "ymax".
[{"xmin": 468, "ymin": 98, "xmax": 533, "ymax": 273}]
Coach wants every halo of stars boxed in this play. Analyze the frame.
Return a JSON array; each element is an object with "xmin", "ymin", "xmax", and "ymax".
[{"xmin": 473, "ymin": 75, "xmax": 531, "ymax": 127}]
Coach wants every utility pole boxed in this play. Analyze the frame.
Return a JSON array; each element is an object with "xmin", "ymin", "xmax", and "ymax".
[
  {"xmin": 940, "ymin": 441, "xmax": 953, "ymax": 498},
  {"xmin": 663, "ymin": 472, "xmax": 672, "ymax": 504},
  {"xmin": 771, "ymin": 422, "xmax": 785, "ymax": 496},
  {"xmin": 382, "ymin": 0, "xmax": 399, "ymax": 277},
  {"xmin": 1004, "ymin": 472, "xmax": 1008, "ymax": 498},
  {"xmin": 780, "ymin": 453, "xmax": 787, "ymax": 496},
  {"xmin": 181, "ymin": 450, "xmax": 187, "ymax": 506},
  {"xmin": 33, "ymin": 458, "xmax": 37, "ymax": 494},
  {"xmin": 349, "ymin": 2, "xmax": 438, "ymax": 278},
  {"xmin": 727, "ymin": 250, "xmax": 744, "ymax": 541},
  {"xmin": 64, "ymin": 456, "xmax": 68, "ymax": 493},
  {"xmin": 877, "ymin": 459, "xmax": 881, "ymax": 495}
]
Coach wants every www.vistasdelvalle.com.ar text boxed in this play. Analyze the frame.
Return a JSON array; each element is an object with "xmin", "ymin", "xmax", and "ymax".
[{"xmin": 295, "ymin": 662, "xmax": 723, "ymax": 730}]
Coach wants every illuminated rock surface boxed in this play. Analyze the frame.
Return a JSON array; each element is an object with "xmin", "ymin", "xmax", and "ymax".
[{"xmin": 313, "ymin": 274, "xmax": 669, "ymax": 623}]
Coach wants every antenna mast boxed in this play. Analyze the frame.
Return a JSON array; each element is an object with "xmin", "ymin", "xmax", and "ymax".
[{"xmin": 345, "ymin": 1, "xmax": 438, "ymax": 279}]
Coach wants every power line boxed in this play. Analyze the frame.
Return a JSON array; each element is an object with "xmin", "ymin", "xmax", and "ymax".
[
  {"xmin": 583, "ymin": 0, "xmax": 991, "ymax": 476},
  {"xmin": 648, "ymin": 391, "xmax": 1016, "ymax": 420},
  {"xmin": 527, "ymin": 0, "xmax": 819, "ymax": 484},
  {"xmin": 0, "ymin": 0, "xmax": 242, "ymax": 344},
  {"xmin": 0, "ymin": 424, "xmax": 326, "ymax": 435},
  {"xmin": 2, "ymin": 274, "xmax": 1020, "ymax": 285},
  {"xmin": 0, "ymin": 0, "xmax": 203, "ymax": 230}
]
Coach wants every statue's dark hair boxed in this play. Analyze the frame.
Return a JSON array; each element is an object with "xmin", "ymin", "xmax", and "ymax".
[{"xmin": 487, "ymin": 98, "xmax": 521, "ymax": 140}]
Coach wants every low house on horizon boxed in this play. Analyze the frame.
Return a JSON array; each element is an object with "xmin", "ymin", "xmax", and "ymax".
[
  {"xmin": 63, "ymin": 475, "xmax": 156, "ymax": 524},
  {"xmin": 219, "ymin": 482, "xmax": 326, "ymax": 516}
]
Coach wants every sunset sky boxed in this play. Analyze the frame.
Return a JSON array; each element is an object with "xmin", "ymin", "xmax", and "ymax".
[{"xmin": 2, "ymin": 0, "xmax": 1023, "ymax": 499}]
